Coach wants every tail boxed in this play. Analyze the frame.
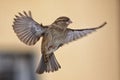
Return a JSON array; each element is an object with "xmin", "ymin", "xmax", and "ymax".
[{"xmin": 36, "ymin": 53, "xmax": 61, "ymax": 74}]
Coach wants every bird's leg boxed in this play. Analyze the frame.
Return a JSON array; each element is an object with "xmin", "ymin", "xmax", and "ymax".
[
  {"xmin": 43, "ymin": 53, "xmax": 53, "ymax": 64},
  {"xmin": 43, "ymin": 54, "xmax": 49, "ymax": 63}
]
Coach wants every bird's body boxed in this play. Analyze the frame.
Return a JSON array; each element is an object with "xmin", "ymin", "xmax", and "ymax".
[
  {"xmin": 41, "ymin": 28, "xmax": 64, "ymax": 54},
  {"xmin": 41, "ymin": 25, "xmax": 65, "ymax": 55},
  {"xmin": 12, "ymin": 11, "xmax": 107, "ymax": 74}
]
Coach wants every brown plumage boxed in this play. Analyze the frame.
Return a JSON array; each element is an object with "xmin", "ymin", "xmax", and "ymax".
[{"xmin": 12, "ymin": 11, "xmax": 107, "ymax": 74}]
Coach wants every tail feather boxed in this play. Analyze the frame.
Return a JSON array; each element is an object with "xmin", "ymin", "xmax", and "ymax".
[
  {"xmin": 36, "ymin": 53, "xmax": 61, "ymax": 74},
  {"xmin": 36, "ymin": 55, "xmax": 47, "ymax": 74},
  {"xmin": 52, "ymin": 54, "xmax": 61, "ymax": 70}
]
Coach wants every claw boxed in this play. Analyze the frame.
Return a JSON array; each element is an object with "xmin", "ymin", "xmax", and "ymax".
[{"xmin": 43, "ymin": 55, "xmax": 49, "ymax": 63}]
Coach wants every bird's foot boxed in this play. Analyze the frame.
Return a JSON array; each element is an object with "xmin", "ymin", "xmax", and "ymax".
[{"xmin": 43, "ymin": 55, "xmax": 49, "ymax": 63}]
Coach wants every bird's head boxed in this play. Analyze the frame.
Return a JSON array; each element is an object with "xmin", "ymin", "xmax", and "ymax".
[{"xmin": 53, "ymin": 16, "xmax": 72, "ymax": 29}]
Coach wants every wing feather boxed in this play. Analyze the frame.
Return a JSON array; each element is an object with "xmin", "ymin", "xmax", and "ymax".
[
  {"xmin": 13, "ymin": 11, "xmax": 47, "ymax": 45},
  {"xmin": 64, "ymin": 22, "xmax": 107, "ymax": 44}
]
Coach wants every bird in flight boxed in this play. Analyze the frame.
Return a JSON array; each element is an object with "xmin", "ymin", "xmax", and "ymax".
[{"xmin": 12, "ymin": 11, "xmax": 107, "ymax": 74}]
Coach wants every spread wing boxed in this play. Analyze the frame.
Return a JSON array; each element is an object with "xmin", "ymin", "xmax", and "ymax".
[
  {"xmin": 13, "ymin": 11, "xmax": 47, "ymax": 45},
  {"xmin": 64, "ymin": 22, "xmax": 107, "ymax": 44}
]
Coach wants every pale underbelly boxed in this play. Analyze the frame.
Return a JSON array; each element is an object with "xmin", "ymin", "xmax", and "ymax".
[{"xmin": 47, "ymin": 39, "xmax": 63, "ymax": 54}]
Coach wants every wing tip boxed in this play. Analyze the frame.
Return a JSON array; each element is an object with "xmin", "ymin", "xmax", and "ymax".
[
  {"xmin": 96, "ymin": 21, "xmax": 107, "ymax": 29},
  {"xmin": 15, "ymin": 11, "xmax": 32, "ymax": 18}
]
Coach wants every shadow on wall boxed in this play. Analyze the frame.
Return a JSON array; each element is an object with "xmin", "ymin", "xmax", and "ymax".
[{"xmin": 0, "ymin": 51, "xmax": 40, "ymax": 80}]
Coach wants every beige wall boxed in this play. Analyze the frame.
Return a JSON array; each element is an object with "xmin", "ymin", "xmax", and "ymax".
[{"xmin": 0, "ymin": 0, "xmax": 119, "ymax": 80}]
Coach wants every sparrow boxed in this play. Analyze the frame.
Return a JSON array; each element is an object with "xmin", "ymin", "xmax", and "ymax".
[{"xmin": 12, "ymin": 11, "xmax": 107, "ymax": 74}]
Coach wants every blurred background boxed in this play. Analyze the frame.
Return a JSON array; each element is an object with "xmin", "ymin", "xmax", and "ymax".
[
  {"xmin": 0, "ymin": 0, "xmax": 119, "ymax": 80},
  {"xmin": 0, "ymin": 51, "xmax": 36, "ymax": 80}
]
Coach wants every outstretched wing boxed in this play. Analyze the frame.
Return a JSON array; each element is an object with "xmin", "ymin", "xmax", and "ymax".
[
  {"xmin": 64, "ymin": 22, "xmax": 107, "ymax": 44},
  {"xmin": 13, "ymin": 11, "xmax": 47, "ymax": 45}
]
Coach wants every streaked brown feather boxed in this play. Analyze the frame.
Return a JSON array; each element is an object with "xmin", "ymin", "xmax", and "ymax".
[{"xmin": 13, "ymin": 11, "xmax": 47, "ymax": 45}]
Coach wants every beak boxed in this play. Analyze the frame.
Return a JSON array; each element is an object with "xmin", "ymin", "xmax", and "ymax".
[
  {"xmin": 69, "ymin": 20, "xmax": 72, "ymax": 24},
  {"xmin": 66, "ymin": 20, "xmax": 72, "ymax": 24}
]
